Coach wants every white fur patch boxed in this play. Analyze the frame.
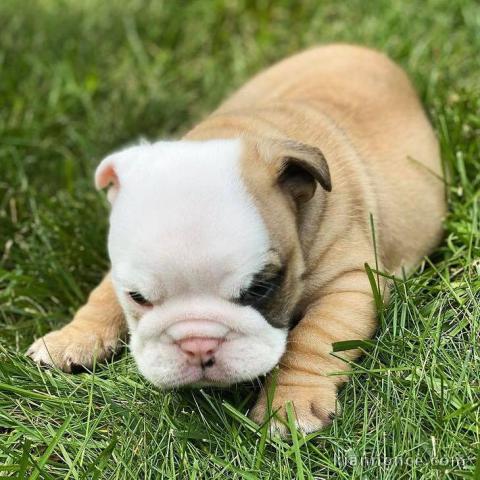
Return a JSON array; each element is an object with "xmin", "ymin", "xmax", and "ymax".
[{"xmin": 102, "ymin": 139, "xmax": 287, "ymax": 387}]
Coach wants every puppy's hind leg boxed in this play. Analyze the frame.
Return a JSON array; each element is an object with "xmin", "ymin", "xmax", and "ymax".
[{"xmin": 27, "ymin": 274, "xmax": 127, "ymax": 372}]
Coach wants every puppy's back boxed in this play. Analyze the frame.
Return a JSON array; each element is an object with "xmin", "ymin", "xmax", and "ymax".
[{"xmin": 217, "ymin": 44, "xmax": 446, "ymax": 271}]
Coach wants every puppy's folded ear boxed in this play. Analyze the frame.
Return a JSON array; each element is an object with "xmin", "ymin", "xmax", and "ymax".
[
  {"xmin": 95, "ymin": 149, "xmax": 136, "ymax": 203},
  {"xmin": 270, "ymin": 139, "xmax": 332, "ymax": 205},
  {"xmin": 95, "ymin": 155, "xmax": 120, "ymax": 203}
]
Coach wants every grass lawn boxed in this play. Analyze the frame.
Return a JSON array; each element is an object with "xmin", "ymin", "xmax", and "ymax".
[{"xmin": 1, "ymin": 0, "xmax": 479, "ymax": 478}]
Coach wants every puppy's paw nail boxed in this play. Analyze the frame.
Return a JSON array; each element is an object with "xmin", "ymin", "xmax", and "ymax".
[{"xmin": 69, "ymin": 363, "xmax": 87, "ymax": 374}]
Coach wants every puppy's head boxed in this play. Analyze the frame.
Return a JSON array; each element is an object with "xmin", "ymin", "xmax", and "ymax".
[{"xmin": 96, "ymin": 137, "xmax": 330, "ymax": 388}]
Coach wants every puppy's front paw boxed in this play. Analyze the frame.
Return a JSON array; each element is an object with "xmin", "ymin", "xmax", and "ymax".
[
  {"xmin": 250, "ymin": 383, "xmax": 338, "ymax": 437},
  {"xmin": 27, "ymin": 327, "xmax": 120, "ymax": 373}
]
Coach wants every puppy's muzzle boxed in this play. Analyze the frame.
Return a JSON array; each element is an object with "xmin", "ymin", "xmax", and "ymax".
[{"xmin": 129, "ymin": 297, "xmax": 288, "ymax": 388}]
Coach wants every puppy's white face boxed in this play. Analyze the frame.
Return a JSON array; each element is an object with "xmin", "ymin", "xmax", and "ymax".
[{"xmin": 99, "ymin": 139, "xmax": 288, "ymax": 388}]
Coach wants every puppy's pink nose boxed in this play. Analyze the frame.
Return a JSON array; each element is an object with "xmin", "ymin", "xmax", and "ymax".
[{"xmin": 177, "ymin": 337, "xmax": 221, "ymax": 367}]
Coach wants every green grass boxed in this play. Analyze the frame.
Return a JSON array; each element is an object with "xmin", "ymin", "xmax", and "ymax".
[{"xmin": 1, "ymin": 0, "xmax": 479, "ymax": 478}]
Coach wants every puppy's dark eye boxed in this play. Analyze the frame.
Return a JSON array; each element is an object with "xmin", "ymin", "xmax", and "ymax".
[
  {"xmin": 239, "ymin": 282, "xmax": 275, "ymax": 306},
  {"xmin": 128, "ymin": 291, "xmax": 152, "ymax": 307},
  {"xmin": 238, "ymin": 268, "xmax": 284, "ymax": 307}
]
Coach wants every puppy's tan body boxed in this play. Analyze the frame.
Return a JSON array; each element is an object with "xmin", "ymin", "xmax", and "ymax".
[{"xmin": 28, "ymin": 45, "xmax": 445, "ymax": 433}]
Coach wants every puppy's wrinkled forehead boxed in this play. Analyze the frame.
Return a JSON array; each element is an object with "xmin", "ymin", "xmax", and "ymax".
[{"xmin": 106, "ymin": 139, "xmax": 270, "ymax": 296}]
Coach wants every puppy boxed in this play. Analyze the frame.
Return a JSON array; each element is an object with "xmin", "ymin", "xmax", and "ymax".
[{"xmin": 28, "ymin": 44, "xmax": 445, "ymax": 434}]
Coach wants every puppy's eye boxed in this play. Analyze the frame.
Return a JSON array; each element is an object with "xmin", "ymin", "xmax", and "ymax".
[
  {"xmin": 239, "ymin": 282, "xmax": 275, "ymax": 306},
  {"xmin": 128, "ymin": 291, "xmax": 153, "ymax": 307},
  {"xmin": 238, "ymin": 268, "xmax": 284, "ymax": 307}
]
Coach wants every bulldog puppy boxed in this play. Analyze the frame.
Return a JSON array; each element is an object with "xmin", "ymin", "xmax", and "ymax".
[{"xmin": 28, "ymin": 44, "xmax": 445, "ymax": 435}]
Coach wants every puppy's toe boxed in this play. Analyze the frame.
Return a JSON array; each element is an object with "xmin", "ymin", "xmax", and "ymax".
[
  {"xmin": 250, "ymin": 383, "xmax": 339, "ymax": 437},
  {"xmin": 27, "ymin": 334, "xmax": 70, "ymax": 371}
]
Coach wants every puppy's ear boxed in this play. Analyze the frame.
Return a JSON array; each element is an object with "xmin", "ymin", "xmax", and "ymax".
[
  {"xmin": 95, "ymin": 154, "xmax": 124, "ymax": 203},
  {"xmin": 275, "ymin": 140, "xmax": 331, "ymax": 204}
]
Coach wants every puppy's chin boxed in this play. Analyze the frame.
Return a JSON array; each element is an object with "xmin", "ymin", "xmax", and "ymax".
[{"xmin": 127, "ymin": 296, "xmax": 287, "ymax": 389}]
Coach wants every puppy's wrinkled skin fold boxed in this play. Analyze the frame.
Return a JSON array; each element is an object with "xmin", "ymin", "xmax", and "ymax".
[{"xmin": 28, "ymin": 45, "xmax": 445, "ymax": 435}]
